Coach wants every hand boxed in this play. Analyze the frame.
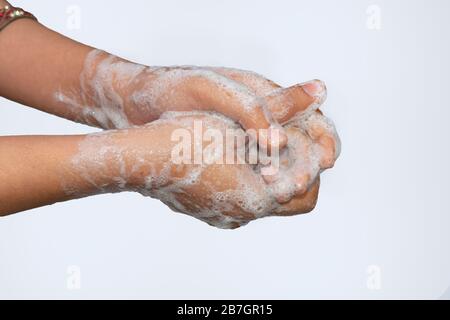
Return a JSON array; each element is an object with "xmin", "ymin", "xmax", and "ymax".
[
  {"xmin": 212, "ymin": 68, "xmax": 340, "ymax": 202},
  {"xmin": 0, "ymin": 8, "xmax": 339, "ymax": 223},
  {"xmin": 69, "ymin": 51, "xmax": 339, "ymax": 196},
  {"xmin": 67, "ymin": 110, "xmax": 338, "ymax": 228},
  {"xmin": 262, "ymin": 111, "xmax": 341, "ymax": 203},
  {"xmin": 56, "ymin": 50, "xmax": 327, "ymax": 151},
  {"xmin": 135, "ymin": 66, "xmax": 340, "ymax": 201}
]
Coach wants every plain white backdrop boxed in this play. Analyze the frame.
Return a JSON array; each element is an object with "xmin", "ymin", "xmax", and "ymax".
[{"xmin": 0, "ymin": 0, "xmax": 449, "ymax": 299}]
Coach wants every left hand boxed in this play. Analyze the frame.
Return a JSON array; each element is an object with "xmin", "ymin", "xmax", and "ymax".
[{"xmin": 70, "ymin": 51, "xmax": 326, "ymax": 151}]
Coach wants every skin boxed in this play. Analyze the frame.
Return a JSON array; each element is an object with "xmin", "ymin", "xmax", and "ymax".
[
  {"xmin": 0, "ymin": 3, "xmax": 325, "ymax": 150},
  {"xmin": 0, "ymin": 1, "xmax": 340, "ymax": 227},
  {"xmin": 0, "ymin": 109, "xmax": 338, "ymax": 228},
  {"xmin": 0, "ymin": 17, "xmax": 285, "ymax": 148},
  {"xmin": 0, "ymin": 115, "xmax": 323, "ymax": 229}
]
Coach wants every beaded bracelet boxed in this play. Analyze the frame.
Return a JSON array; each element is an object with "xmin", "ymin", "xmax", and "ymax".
[{"xmin": 0, "ymin": 4, "xmax": 37, "ymax": 31}]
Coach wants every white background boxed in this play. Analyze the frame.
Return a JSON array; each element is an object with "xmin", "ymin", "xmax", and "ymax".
[{"xmin": 0, "ymin": 0, "xmax": 449, "ymax": 299}]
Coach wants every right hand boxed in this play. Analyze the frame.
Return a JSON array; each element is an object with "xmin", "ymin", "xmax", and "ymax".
[{"xmin": 69, "ymin": 111, "xmax": 337, "ymax": 229}]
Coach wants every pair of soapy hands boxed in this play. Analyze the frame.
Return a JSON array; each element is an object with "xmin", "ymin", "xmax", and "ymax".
[{"xmin": 77, "ymin": 56, "xmax": 340, "ymax": 228}]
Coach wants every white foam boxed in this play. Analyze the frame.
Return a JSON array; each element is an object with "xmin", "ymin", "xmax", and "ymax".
[{"xmin": 57, "ymin": 49, "xmax": 341, "ymax": 229}]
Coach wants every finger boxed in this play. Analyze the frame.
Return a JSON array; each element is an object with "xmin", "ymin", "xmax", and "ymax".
[
  {"xmin": 302, "ymin": 111, "xmax": 341, "ymax": 169},
  {"xmin": 262, "ymin": 126, "xmax": 320, "ymax": 203},
  {"xmin": 182, "ymin": 69, "xmax": 288, "ymax": 150},
  {"xmin": 203, "ymin": 68, "xmax": 288, "ymax": 150},
  {"xmin": 210, "ymin": 68, "xmax": 328, "ymax": 125},
  {"xmin": 273, "ymin": 177, "xmax": 320, "ymax": 216},
  {"xmin": 286, "ymin": 128, "xmax": 319, "ymax": 198},
  {"xmin": 266, "ymin": 80, "xmax": 327, "ymax": 124},
  {"xmin": 207, "ymin": 67, "xmax": 281, "ymax": 96},
  {"xmin": 215, "ymin": 70, "xmax": 334, "ymax": 194}
]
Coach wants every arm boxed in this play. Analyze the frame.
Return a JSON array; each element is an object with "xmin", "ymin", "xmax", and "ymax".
[
  {"xmin": 0, "ymin": 1, "xmax": 293, "ymax": 149},
  {"xmin": 0, "ymin": 0, "xmax": 93, "ymax": 120},
  {"xmin": 0, "ymin": 1, "xmax": 341, "ymax": 222},
  {"xmin": 0, "ymin": 134, "xmax": 92, "ymax": 215},
  {"xmin": 0, "ymin": 1, "xmax": 333, "ymax": 151},
  {"xmin": 0, "ymin": 113, "xmax": 329, "ymax": 228}
]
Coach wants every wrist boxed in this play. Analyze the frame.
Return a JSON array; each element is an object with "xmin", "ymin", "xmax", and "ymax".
[
  {"xmin": 79, "ymin": 50, "xmax": 154, "ymax": 129},
  {"xmin": 65, "ymin": 125, "xmax": 175, "ymax": 196},
  {"xmin": 64, "ymin": 131, "xmax": 131, "ymax": 196}
]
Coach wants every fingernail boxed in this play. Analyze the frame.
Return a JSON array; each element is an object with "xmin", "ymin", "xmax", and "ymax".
[
  {"xmin": 275, "ymin": 193, "xmax": 292, "ymax": 204},
  {"xmin": 294, "ymin": 174, "xmax": 310, "ymax": 195},
  {"xmin": 272, "ymin": 178, "xmax": 296, "ymax": 204},
  {"xmin": 294, "ymin": 181, "xmax": 308, "ymax": 195},
  {"xmin": 261, "ymin": 169, "xmax": 278, "ymax": 183},
  {"xmin": 318, "ymin": 137, "xmax": 336, "ymax": 169},
  {"xmin": 301, "ymin": 79, "xmax": 326, "ymax": 99}
]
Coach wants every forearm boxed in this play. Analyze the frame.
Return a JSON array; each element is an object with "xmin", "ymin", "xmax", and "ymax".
[
  {"xmin": 0, "ymin": 4, "xmax": 101, "ymax": 124},
  {"xmin": 0, "ymin": 122, "xmax": 175, "ymax": 216},
  {"xmin": 0, "ymin": 13, "xmax": 153, "ymax": 130},
  {"xmin": 0, "ymin": 4, "xmax": 296, "ymax": 145},
  {"xmin": 0, "ymin": 134, "xmax": 102, "ymax": 216}
]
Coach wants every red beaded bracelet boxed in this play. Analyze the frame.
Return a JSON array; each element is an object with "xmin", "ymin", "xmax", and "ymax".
[{"xmin": 0, "ymin": 4, "xmax": 37, "ymax": 31}]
